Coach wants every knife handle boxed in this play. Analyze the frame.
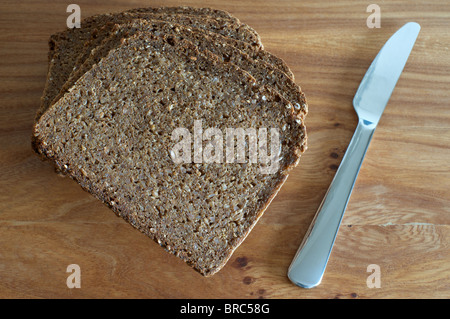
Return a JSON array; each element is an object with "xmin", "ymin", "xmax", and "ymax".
[{"xmin": 288, "ymin": 119, "xmax": 375, "ymax": 288}]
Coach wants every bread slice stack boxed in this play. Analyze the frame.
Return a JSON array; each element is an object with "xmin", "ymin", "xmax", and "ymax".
[{"xmin": 33, "ymin": 6, "xmax": 308, "ymax": 276}]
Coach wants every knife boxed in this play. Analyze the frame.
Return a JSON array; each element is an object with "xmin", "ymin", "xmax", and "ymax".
[{"xmin": 288, "ymin": 22, "xmax": 421, "ymax": 288}]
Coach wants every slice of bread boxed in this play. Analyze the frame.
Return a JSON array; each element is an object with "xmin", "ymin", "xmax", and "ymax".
[
  {"xmin": 125, "ymin": 6, "xmax": 238, "ymax": 19},
  {"xmin": 50, "ymin": 19, "xmax": 306, "ymax": 128},
  {"xmin": 33, "ymin": 33, "xmax": 306, "ymax": 276},
  {"xmin": 38, "ymin": 10, "xmax": 262, "ymax": 121},
  {"xmin": 73, "ymin": 20, "xmax": 294, "ymax": 87},
  {"xmin": 47, "ymin": 6, "xmax": 243, "ymax": 62}
]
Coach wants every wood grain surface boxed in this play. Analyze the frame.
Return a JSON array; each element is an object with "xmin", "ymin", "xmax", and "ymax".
[{"xmin": 0, "ymin": 0, "xmax": 449, "ymax": 299}]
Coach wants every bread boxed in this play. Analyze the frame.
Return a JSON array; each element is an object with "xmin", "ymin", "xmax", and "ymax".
[
  {"xmin": 33, "ymin": 33, "xmax": 307, "ymax": 276},
  {"xmin": 73, "ymin": 20, "xmax": 294, "ymax": 87},
  {"xmin": 38, "ymin": 9, "xmax": 262, "ymax": 121},
  {"xmin": 47, "ymin": 6, "xmax": 244, "ymax": 62},
  {"xmin": 50, "ymin": 19, "xmax": 306, "ymax": 126},
  {"xmin": 125, "ymin": 6, "xmax": 238, "ymax": 19}
]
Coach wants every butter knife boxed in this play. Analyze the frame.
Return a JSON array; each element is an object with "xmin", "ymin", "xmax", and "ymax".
[{"xmin": 288, "ymin": 22, "xmax": 421, "ymax": 288}]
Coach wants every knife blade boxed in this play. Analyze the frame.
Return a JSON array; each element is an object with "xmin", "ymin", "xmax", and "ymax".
[{"xmin": 287, "ymin": 22, "xmax": 421, "ymax": 289}]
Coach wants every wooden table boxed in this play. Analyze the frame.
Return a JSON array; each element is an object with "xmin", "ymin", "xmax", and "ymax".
[{"xmin": 1, "ymin": 0, "xmax": 449, "ymax": 299}]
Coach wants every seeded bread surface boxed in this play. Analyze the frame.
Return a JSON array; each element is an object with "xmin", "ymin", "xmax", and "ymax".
[
  {"xmin": 51, "ymin": 19, "xmax": 306, "ymax": 125},
  {"xmin": 73, "ymin": 19, "xmax": 293, "ymax": 87},
  {"xmin": 33, "ymin": 34, "xmax": 307, "ymax": 276},
  {"xmin": 47, "ymin": 6, "xmax": 243, "ymax": 62},
  {"xmin": 125, "ymin": 6, "xmax": 237, "ymax": 19},
  {"xmin": 38, "ymin": 9, "xmax": 262, "ymax": 122}
]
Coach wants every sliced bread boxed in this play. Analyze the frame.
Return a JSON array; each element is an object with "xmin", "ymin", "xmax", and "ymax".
[
  {"xmin": 47, "ymin": 6, "xmax": 242, "ymax": 62},
  {"xmin": 51, "ymin": 19, "xmax": 306, "ymax": 126},
  {"xmin": 33, "ymin": 33, "xmax": 306, "ymax": 276},
  {"xmin": 38, "ymin": 10, "xmax": 262, "ymax": 121},
  {"xmin": 73, "ymin": 20, "xmax": 293, "ymax": 85},
  {"xmin": 125, "ymin": 6, "xmax": 238, "ymax": 20}
]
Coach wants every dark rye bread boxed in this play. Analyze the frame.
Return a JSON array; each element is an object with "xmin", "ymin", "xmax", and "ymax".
[
  {"xmin": 47, "ymin": 6, "xmax": 243, "ymax": 62},
  {"xmin": 52, "ymin": 19, "xmax": 306, "ymax": 124},
  {"xmin": 73, "ymin": 20, "xmax": 294, "ymax": 85},
  {"xmin": 125, "ymin": 6, "xmax": 237, "ymax": 19},
  {"xmin": 33, "ymin": 33, "xmax": 307, "ymax": 276},
  {"xmin": 38, "ymin": 10, "xmax": 262, "ymax": 121}
]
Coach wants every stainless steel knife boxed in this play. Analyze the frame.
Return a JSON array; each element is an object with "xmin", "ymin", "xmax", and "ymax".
[{"xmin": 288, "ymin": 22, "xmax": 421, "ymax": 288}]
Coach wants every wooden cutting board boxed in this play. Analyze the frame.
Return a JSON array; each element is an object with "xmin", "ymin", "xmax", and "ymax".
[{"xmin": 0, "ymin": 0, "xmax": 449, "ymax": 299}]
